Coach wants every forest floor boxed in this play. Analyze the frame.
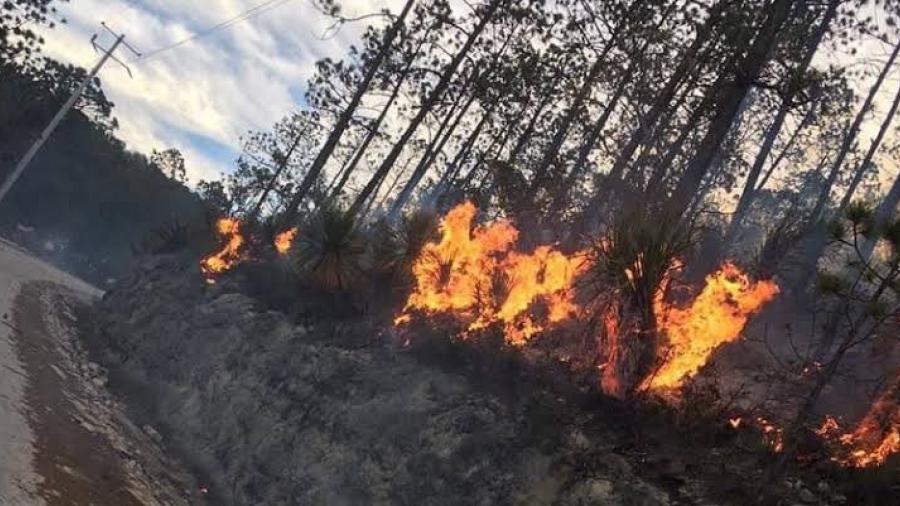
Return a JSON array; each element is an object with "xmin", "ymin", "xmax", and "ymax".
[{"xmin": 0, "ymin": 240, "xmax": 198, "ymax": 505}]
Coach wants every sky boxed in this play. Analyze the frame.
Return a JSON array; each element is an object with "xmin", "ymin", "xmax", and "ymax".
[
  {"xmin": 39, "ymin": 0, "xmax": 405, "ymax": 184},
  {"xmin": 38, "ymin": 0, "xmax": 900, "ymax": 195}
]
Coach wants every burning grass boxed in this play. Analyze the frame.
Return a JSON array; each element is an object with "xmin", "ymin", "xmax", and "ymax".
[
  {"xmin": 395, "ymin": 201, "xmax": 589, "ymax": 345},
  {"xmin": 193, "ymin": 202, "xmax": 900, "ymax": 483},
  {"xmin": 397, "ymin": 202, "xmax": 781, "ymax": 397},
  {"xmin": 645, "ymin": 262, "xmax": 780, "ymax": 391},
  {"xmin": 814, "ymin": 374, "xmax": 900, "ymax": 468},
  {"xmin": 199, "ymin": 217, "xmax": 301, "ymax": 282},
  {"xmin": 200, "ymin": 218, "xmax": 247, "ymax": 281},
  {"xmin": 274, "ymin": 227, "xmax": 298, "ymax": 255}
]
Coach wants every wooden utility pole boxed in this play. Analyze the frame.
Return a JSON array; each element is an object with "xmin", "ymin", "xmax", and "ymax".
[{"xmin": 0, "ymin": 24, "xmax": 138, "ymax": 205}]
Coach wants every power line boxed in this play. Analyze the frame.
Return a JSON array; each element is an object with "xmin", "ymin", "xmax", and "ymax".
[
  {"xmin": 0, "ymin": 25, "xmax": 137, "ymax": 205},
  {"xmin": 139, "ymin": 0, "xmax": 295, "ymax": 61}
]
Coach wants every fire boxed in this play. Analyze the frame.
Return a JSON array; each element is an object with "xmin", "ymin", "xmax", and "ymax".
[
  {"xmin": 275, "ymin": 227, "xmax": 298, "ymax": 255},
  {"xmin": 816, "ymin": 415, "xmax": 841, "ymax": 438},
  {"xmin": 396, "ymin": 202, "xmax": 588, "ymax": 345},
  {"xmin": 200, "ymin": 218, "xmax": 247, "ymax": 279},
  {"xmin": 756, "ymin": 416, "xmax": 784, "ymax": 452},
  {"xmin": 643, "ymin": 262, "xmax": 779, "ymax": 390},
  {"xmin": 729, "ymin": 417, "xmax": 742, "ymax": 429},
  {"xmin": 837, "ymin": 374, "xmax": 900, "ymax": 468}
]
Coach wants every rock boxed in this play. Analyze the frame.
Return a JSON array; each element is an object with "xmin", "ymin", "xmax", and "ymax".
[
  {"xmin": 91, "ymin": 376, "xmax": 107, "ymax": 388},
  {"xmin": 816, "ymin": 481, "xmax": 829, "ymax": 494},
  {"xmin": 142, "ymin": 424, "xmax": 163, "ymax": 443},
  {"xmin": 831, "ymin": 493, "xmax": 847, "ymax": 504},
  {"xmin": 798, "ymin": 487, "xmax": 817, "ymax": 504},
  {"xmin": 585, "ymin": 479, "xmax": 614, "ymax": 500},
  {"xmin": 566, "ymin": 429, "xmax": 591, "ymax": 451}
]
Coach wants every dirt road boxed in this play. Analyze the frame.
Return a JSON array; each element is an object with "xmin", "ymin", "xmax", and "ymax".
[{"xmin": 0, "ymin": 240, "xmax": 193, "ymax": 505}]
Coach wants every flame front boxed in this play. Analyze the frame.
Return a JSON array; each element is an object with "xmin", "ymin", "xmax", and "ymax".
[
  {"xmin": 644, "ymin": 262, "xmax": 779, "ymax": 390},
  {"xmin": 200, "ymin": 218, "xmax": 247, "ymax": 279},
  {"xmin": 275, "ymin": 227, "xmax": 298, "ymax": 255},
  {"xmin": 838, "ymin": 374, "xmax": 900, "ymax": 468},
  {"xmin": 397, "ymin": 202, "xmax": 587, "ymax": 345}
]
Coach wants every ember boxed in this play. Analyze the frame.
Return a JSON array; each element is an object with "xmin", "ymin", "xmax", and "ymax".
[{"xmin": 756, "ymin": 416, "xmax": 784, "ymax": 453}]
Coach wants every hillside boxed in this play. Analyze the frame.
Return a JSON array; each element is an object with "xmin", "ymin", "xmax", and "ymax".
[{"xmin": 0, "ymin": 60, "xmax": 209, "ymax": 284}]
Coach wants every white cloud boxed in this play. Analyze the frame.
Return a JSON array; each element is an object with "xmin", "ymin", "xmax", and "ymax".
[{"xmin": 39, "ymin": 0, "xmax": 402, "ymax": 184}]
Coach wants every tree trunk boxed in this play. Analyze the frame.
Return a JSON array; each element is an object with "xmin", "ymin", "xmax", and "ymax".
[
  {"xmin": 546, "ymin": 73, "xmax": 631, "ymax": 215},
  {"xmin": 808, "ymin": 37, "xmax": 900, "ymax": 224},
  {"xmin": 507, "ymin": 92, "xmax": 554, "ymax": 164},
  {"xmin": 573, "ymin": 69, "xmax": 632, "ymax": 179},
  {"xmin": 524, "ymin": 0, "xmax": 647, "ymax": 197},
  {"xmin": 754, "ymin": 103, "xmax": 817, "ymax": 192},
  {"xmin": 643, "ymin": 90, "xmax": 717, "ymax": 196},
  {"xmin": 328, "ymin": 33, "xmax": 424, "ymax": 201},
  {"xmin": 605, "ymin": 0, "xmax": 728, "ymax": 183},
  {"xmin": 278, "ymin": 0, "xmax": 415, "ymax": 226},
  {"xmin": 525, "ymin": 57, "xmax": 609, "ymax": 197},
  {"xmin": 837, "ymin": 75, "xmax": 900, "ymax": 213},
  {"xmin": 388, "ymin": 78, "xmax": 481, "ymax": 218},
  {"xmin": 861, "ymin": 170, "xmax": 900, "ymax": 261},
  {"xmin": 724, "ymin": 0, "xmax": 838, "ymax": 245},
  {"xmin": 434, "ymin": 107, "xmax": 494, "ymax": 195},
  {"xmin": 246, "ymin": 130, "xmax": 307, "ymax": 222},
  {"xmin": 666, "ymin": 0, "xmax": 796, "ymax": 217},
  {"xmin": 348, "ymin": 0, "xmax": 507, "ymax": 218}
]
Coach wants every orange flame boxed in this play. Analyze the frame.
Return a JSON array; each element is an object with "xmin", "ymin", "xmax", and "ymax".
[
  {"xmin": 644, "ymin": 262, "xmax": 779, "ymax": 390},
  {"xmin": 396, "ymin": 202, "xmax": 588, "ymax": 345},
  {"xmin": 816, "ymin": 415, "xmax": 841, "ymax": 438},
  {"xmin": 756, "ymin": 416, "xmax": 784, "ymax": 452},
  {"xmin": 729, "ymin": 417, "xmax": 742, "ymax": 429},
  {"xmin": 837, "ymin": 375, "xmax": 900, "ymax": 468},
  {"xmin": 200, "ymin": 218, "xmax": 247, "ymax": 279},
  {"xmin": 275, "ymin": 227, "xmax": 298, "ymax": 255}
]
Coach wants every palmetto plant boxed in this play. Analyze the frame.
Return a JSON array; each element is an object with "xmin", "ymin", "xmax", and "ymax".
[
  {"xmin": 586, "ymin": 208, "xmax": 694, "ymax": 398},
  {"xmin": 371, "ymin": 209, "xmax": 439, "ymax": 285},
  {"xmin": 291, "ymin": 204, "xmax": 368, "ymax": 292},
  {"xmin": 588, "ymin": 209, "xmax": 693, "ymax": 325}
]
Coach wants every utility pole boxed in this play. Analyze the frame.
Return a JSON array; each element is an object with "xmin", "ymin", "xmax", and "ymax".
[{"xmin": 0, "ymin": 23, "xmax": 139, "ymax": 205}]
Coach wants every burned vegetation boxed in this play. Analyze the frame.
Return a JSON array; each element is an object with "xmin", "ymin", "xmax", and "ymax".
[{"xmin": 8, "ymin": 0, "xmax": 900, "ymax": 503}]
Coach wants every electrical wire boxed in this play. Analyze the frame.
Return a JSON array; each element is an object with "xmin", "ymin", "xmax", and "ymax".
[{"xmin": 138, "ymin": 0, "xmax": 295, "ymax": 61}]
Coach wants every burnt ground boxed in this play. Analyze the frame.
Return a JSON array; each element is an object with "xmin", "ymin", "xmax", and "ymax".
[
  {"xmin": 9, "ymin": 281, "xmax": 201, "ymax": 505},
  {"xmin": 87, "ymin": 255, "xmax": 680, "ymax": 506},
  {"xmin": 81, "ymin": 254, "xmax": 888, "ymax": 506}
]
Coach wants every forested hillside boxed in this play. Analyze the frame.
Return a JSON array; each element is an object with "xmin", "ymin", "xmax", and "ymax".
[
  {"xmin": 0, "ymin": 23, "xmax": 208, "ymax": 283},
  {"xmin": 6, "ymin": 0, "xmax": 900, "ymax": 503}
]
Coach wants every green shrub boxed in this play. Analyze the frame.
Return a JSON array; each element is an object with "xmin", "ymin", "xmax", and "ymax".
[{"xmin": 291, "ymin": 204, "xmax": 368, "ymax": 292}]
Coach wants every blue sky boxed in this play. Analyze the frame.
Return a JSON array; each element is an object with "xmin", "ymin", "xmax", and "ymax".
[{"xmin": 40, "ymin": 0, "xmax": 404, "ymax": 184}]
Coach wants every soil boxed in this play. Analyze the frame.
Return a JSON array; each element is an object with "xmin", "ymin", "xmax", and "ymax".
[
  {"xmin": 10, "ymin": 283, "xmax": 197, "ymax": 505},
  {"xmin": 0, "ymin": 237, "xmax": 199, "ymax": 506}
]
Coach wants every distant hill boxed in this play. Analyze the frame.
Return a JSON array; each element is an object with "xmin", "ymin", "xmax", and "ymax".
[{"xmin": 0, "ymin": 61, "xmax": 211, "ymax": 285}]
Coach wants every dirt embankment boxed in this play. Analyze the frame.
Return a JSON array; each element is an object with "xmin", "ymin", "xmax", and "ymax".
[
  {"xmin": 0, "ymin": 238, "xmax": 197, "ymax": 506},
  {"xmin": 10, "ymin": 283, "xmax": 197, "ymax": 505},
  {"xmin": 89, "ymin": 255, "xmax": 674, "ymax": 506}
]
